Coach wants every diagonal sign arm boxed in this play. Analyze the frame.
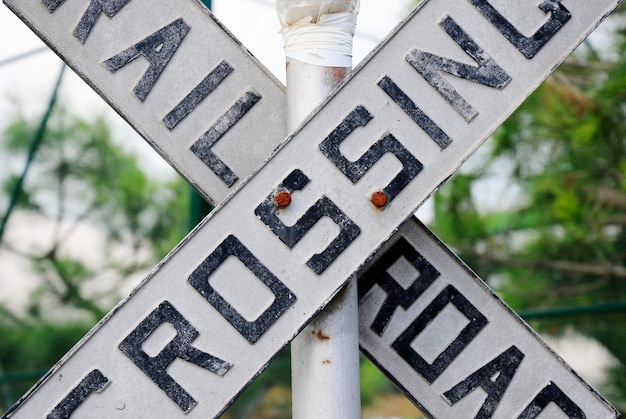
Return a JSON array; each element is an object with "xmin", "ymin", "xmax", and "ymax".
[
  {"xmin": 4, "ymin": 0, "xmax": 287, "ymax": 206},
  {"xmin": 2, "ymin": 0, "xmax": 622, "ymax": 417},
  {"xmin": 358, "ymin": 217, "xmax": 618, "ymax": 418}
]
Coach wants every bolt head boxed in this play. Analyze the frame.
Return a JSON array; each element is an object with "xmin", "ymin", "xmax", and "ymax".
[
  {"xmin": 371, "ymin": 191, "xmax": 387, "ymax": 208},
  {"xmin": 275, "ymin": 191, "xmax": 292, "ymax": 208}
]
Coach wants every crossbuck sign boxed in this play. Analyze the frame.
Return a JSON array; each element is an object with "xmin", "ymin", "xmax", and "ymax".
[{"xmin": 2, "ymin": 0, "xmax": 622, "ymax": 417}]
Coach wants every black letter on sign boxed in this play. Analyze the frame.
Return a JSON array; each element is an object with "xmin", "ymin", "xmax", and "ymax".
[
  {"xmin": 190, "ymin": 90, "xmax": 261, "ymax": 187},
  {"xmin": 163, "ymin": 60, "xmax": 234, "ymax": 130},
  {"xmin": 406, "ymin": 16, "xmax": 511, "ymax": 122},
  {"xmin": 319, "ymin": 106, "xmax": 423, "ymax": 205},
  {"xmin": 255, "ymin": 169, "xmax": 361, "ymax": 274},
  {"xmin": 358, "ymin": 237, "xmax": 440, "ymax": 336},
  {"xmin": 378, "ymin": 76, "xmax": 453, "ymax": 149},
  {"xmin": 518, "ymin": 381, "xmax": 586, "ymax": 419},
  {"xmin": 74, "ymin": 0, "xmax": 132, "ymax": 43},
  {"xmin": 47, "ymin": 370, "xmax": 109, "ymax": 419},
  {"xmin": 104, "ymin": 18, "xmax": 190, "ymax": 102},
  {"xmin": 119, "ymin": 301, "xmax": 232, "ymax": 413},
  {"xmin": 471, "ymin": 0, "xmax": 571, "ymax": 59},
  {"xmin": 392, "ymin": 285, "xmax": 488, "ymax": 383},
  {"xmin": 41, "ymin": 0, "xmax": 66, "ymax": 11},
  {"xmin": 443, "ymin": 346, "xmax": 525, "ymax": 418},
  {"xmin": 189, "ymin": 235, "xmax": 296, "ymax": 343}
]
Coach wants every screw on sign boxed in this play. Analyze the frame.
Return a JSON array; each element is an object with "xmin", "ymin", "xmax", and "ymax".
[{"xmin": 1, "ymin": 0, "xmax": 622, "ymax": 418}]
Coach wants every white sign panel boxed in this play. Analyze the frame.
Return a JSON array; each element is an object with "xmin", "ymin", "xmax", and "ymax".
[
  {"xmin": 2, "ymin": 0, "xmax": 621, "ymax": 417},
  {"xmin": 4, "ymin": 0, "xmax": 286, "ymax": 205},
  {"xmin": 358, "ymin": 218, "xmax": 618, "ymax": 418}
]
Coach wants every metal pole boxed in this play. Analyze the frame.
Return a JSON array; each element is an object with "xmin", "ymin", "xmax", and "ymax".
[{"xmin": 276, "ymin": 2, "xmax": 361, "ymax": 417}]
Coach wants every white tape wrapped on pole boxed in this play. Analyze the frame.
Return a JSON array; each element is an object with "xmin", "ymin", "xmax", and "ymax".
[{"xmin": 277, "ymin": 0, "xmax": 359, "ymax": 67}]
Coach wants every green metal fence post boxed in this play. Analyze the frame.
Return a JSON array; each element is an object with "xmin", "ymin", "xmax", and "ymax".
[{"xmin": 0, "ymin": 357, "xmax": 13, "ymax": 412}]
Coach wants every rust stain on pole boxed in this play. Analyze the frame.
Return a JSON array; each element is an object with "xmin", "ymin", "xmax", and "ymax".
[
  {"xmin": 313, "ymin": 329, "xmax": 330, "ymax": 341},
  {"xmin": 330, "ymin": 66, "xmax": 348, "ymax": 80}
]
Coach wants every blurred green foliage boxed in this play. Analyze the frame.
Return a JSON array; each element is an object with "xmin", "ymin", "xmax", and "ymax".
[{"xmin": 0, "ymin": 106, "xmax": 190, "ymax": 413}]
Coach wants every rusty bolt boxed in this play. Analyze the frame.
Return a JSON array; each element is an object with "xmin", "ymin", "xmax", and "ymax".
[
  {"xmin": 371, "ymin": 191, "xmax": 387, "ymax": 208},
  {"xmin": 275, "ymin": 190, "xmax": 292, "ymax": 208}
]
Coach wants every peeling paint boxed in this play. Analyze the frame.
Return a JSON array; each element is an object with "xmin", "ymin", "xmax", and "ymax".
[
  {"xmin": 47, "ymin": 370, "xmax": 110, "ymax": 418},
  {"xmin": 163, "ymin": 60, "xmax": 234, "ymax": 130},
  {"xmin": 378, "ymin": 75, "xmax": 452, "ymax": 149},
  {"xmin": 119, "ymin": 301, "xmax": 233, "ymax": 412},
  {"xmin": 406, "ymin": 16, "xmax": 510, "ymax": 122},
  {"xmin": 470, "ymin": 0, "xmax": 572, "ymax": 59},
  {"xmin": 190, "ymin": 90, "xmax": 262, "ymax": 188},
  {"xmin": 104, "ymin": 19, "xmax": 191, "ymax": 102}
]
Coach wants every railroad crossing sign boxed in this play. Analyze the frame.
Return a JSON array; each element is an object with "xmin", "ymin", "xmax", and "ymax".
[
  {"xmin": 358, "ymin": 218, "xmax": 617, "ymax": 417},
  {"xmin": 2, "ymin": 0, "xmax": 622, "ymax": 417}
]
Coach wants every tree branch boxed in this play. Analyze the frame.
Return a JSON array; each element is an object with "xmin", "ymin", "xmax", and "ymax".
[{"xmin": 484, "ymin": 253, "xmax": 626, "ymax": 279}]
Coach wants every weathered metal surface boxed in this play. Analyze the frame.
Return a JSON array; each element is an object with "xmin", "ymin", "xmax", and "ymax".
[
  {"xmin": 284, "ymin": 57, "xmax": 362, "ymax": 419},
  {"xmin": 359, "ymin": 218, "xmax": 618, "ymax": 418},
  {"xmin": 3, "ymin": 0, "xmax": 285, "ymax": 206},
  {"xmin": 2, "ymin": 0, "xmax": 622, "ymax": 417}
]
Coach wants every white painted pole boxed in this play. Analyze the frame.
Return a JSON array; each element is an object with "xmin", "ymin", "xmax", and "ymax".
[{"xmin": 276, "ymin": 2, "xmax": 361, "ymax": 418}]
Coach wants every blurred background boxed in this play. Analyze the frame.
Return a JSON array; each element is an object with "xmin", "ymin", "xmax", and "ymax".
[{"xmin": 1, "ymin": 0, "xmax": 625, "ymax": 417}]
